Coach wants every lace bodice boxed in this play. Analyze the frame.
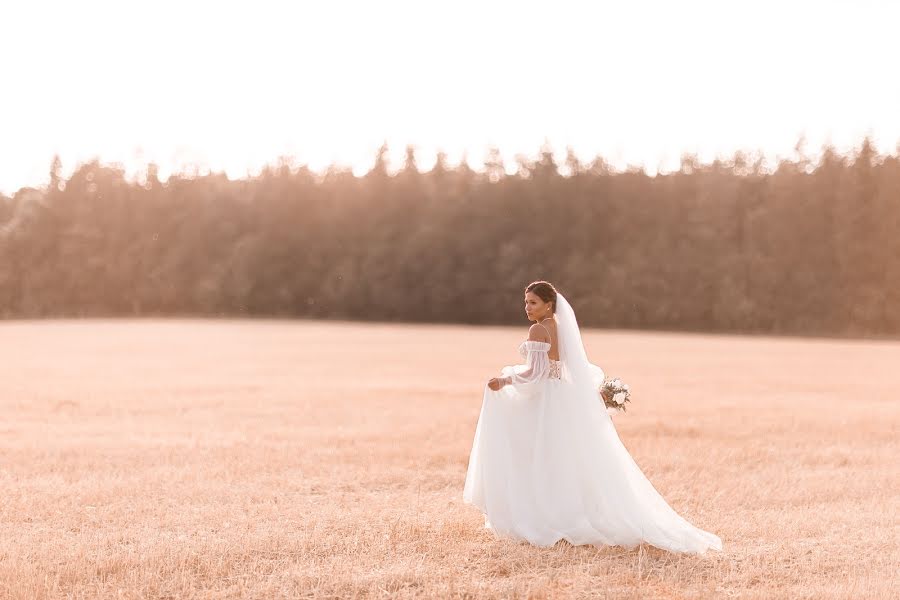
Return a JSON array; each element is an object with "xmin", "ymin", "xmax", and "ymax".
[{"xmin": 548, "ymin": 359, "xmax": 561, "ymax": 379}]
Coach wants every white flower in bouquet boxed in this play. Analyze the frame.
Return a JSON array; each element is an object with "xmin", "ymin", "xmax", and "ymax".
[{"xmin": 600, "ymin": 376, "xmax": 632, "ymax": 413}]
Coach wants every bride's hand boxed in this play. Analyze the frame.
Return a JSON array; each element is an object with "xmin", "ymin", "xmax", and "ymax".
[{"xmin": 487, "ymin": 377, "xmax": 505, "ymax": 391}]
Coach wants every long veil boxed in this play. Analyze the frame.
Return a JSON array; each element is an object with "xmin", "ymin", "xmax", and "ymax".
[
  {"xmin": 548, "ymin": 292, "xmax": 723, "ymax": 552},
  {"xmin": 556, "ymin": 292, "xmax": 606, "ymax": 394}
]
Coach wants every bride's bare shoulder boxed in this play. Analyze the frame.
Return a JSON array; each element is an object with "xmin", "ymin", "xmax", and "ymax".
[{"xmin": 527, "ymin": 323, "xmax": 551, "ymax": 342}]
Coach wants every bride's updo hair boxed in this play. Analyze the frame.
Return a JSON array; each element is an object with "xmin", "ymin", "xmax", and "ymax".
[{"xmin": 525, "ymin": 280, "xmax": 558, "ymax": 313}]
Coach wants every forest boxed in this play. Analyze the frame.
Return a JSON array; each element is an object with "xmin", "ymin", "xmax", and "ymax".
[{"xmin": 1, "ymin": 140, "xmax": 898, "ymax": 337}]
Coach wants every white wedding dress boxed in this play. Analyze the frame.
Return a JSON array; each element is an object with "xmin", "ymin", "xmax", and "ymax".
[{"xmin": 463, "ymin": 293, "xmax": 723, "ymax": 554}]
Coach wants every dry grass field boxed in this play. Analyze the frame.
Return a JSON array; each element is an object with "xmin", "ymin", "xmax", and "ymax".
[{"xmin": 1, "ymin": 319, "xmax": 898, "ymax": 599}]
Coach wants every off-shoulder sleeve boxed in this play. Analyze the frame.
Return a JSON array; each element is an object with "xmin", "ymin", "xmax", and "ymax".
[{"xmin": 501, "ymin": 341, "xmax": 551, "ymax": 386}]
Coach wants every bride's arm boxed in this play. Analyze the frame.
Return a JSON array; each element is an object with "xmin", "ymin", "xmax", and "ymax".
[{"xmin": 491, "ymin": 324, "xmax": 551, "ymax": 389}]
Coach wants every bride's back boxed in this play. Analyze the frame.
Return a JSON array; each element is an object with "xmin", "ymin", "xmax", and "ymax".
[{"xmin": 531, "ymin": 318, "xmax": 560, "ymax": 361}]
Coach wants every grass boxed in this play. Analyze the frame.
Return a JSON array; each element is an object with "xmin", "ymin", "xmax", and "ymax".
[{"xmin": 0, "ymin": 318, "xmax": 897, "ymax": 599}]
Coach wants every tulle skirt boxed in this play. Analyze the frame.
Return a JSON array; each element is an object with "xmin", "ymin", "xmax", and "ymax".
[{"xmin": 463, "ymin": 365, "xmax": 723, "ymax": 554}]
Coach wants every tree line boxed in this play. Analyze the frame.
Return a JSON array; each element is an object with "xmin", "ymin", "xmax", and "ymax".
[{"xmin": 1, "ymin": 141, "xmax": 898, "ymax": 337}]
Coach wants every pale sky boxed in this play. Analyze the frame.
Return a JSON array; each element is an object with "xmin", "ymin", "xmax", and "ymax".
[{"xmin": 1, "ymin": 0, "xmax": 899, "ymax": 194}]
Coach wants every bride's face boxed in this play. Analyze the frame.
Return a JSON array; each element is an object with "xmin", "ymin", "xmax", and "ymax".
[{"xmin": 524, "ymin": 292, "xmax": 551, "ymax": 321}]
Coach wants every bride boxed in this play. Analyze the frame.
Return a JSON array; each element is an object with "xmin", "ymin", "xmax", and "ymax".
[{"xmin": 463, "ymin": 281, "xmax": 723, "ymax": 554}]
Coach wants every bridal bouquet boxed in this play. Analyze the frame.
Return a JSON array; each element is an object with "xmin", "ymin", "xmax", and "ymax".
[{"xmin": 600, "ymin": 377, "xmax": 631, "ymax": 412}]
